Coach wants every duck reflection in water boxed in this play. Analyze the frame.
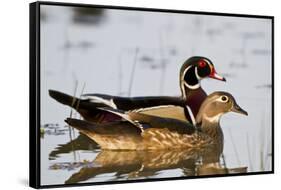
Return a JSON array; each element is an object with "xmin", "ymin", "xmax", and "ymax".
[
  {"xmin": 51, "ymin": 146, "xmax": 247, "ymax": 184},
  {"xmin": 49, "ymin": 134, "xmax": 99, "ymax": 159}
]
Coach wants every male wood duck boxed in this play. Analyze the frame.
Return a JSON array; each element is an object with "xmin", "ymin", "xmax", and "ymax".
[
  {"xmin": 65, "ymin": 91, "xmax": 248, "ymax": 150},
  {"xmin": 49, "ymin": 56, "xmax": 225, "ymax": 124}
]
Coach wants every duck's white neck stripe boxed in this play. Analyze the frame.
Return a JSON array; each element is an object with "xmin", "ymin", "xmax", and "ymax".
[
  {"xmin": 195, "ymin": 67, "xmax": 202, "ymax": 80},
  {"xmin": 184, "ymin": 81, "xmax": 200, "ymax": 90},
  {"xmin": 181, "ymin": 65, "xmax": 201, "ymax": 93},
  {"xmin": 186, "ymin": 106, "xmax": 196, "ymax": 126}
]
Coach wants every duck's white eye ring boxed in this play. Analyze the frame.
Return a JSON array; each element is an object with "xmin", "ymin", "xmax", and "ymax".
[{"xmin": 221, "ymin": 95, "xmax": 228, "ymax": 102}]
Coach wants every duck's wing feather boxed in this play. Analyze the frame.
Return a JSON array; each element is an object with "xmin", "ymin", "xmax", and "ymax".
[
  {"xmin": 132, "ymin": 105, "xmax": 195, "ymax": 125},
  {"xmin": 65, "ymin": 118, "xmax": 143, "ymax": 150},
  {"xmin": 82, "ymin": 93, "xmax": 184, "ymax": 111},
  {"xmin": 65, "ymin": 118, "xmax": 142, "ymax": 135},
  {"xmin": 99, "ymin": 107, "xmax": 196, "ymax": 135}
]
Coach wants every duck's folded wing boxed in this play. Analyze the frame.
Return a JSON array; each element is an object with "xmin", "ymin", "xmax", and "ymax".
[
  {"xmin": 99, "ymin": 107, "xmax": 196, "ymax": 135},
  {"xmin": 65, "ymin": 118, "xmax": 142, "ymax": 135},
  {"xmin": 65, "ymin": 118, "xmax": 143, "ymax": 150},
  {"xmin": 132, "ymin": 105, "xmax": 195, "ymax": 124},
  {"xmin": 82, "ymin": 93, "xmax": 184, "ymax": 111}
]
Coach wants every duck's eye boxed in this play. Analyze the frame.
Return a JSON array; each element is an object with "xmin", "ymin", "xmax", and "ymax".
[
  {"xmin": 221, "ymin": 96, "xmax": 228, "ymax": 102},
  {"xmin": 198, "ymin": 60, "xmax": 207, "ymax": 68}
]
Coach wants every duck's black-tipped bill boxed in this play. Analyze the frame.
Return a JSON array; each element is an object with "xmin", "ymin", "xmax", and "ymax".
[
  {"xmin": 209, "ymin": 69, "xmax": 226, "ymax": 82},
  {"xmin": 231, "ymin": 104, "xmax": 248, "ymax": 116}
]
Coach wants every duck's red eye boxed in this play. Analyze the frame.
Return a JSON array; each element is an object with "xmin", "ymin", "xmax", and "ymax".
[{"xmin": 198, "ymin": 60, "xmax": 206, "ymax": 68}]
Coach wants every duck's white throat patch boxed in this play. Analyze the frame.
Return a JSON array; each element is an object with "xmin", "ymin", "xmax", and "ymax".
[
  {"xmin": 203, "ymin": 113, "xmax": 223, "ymax": 123},
  {"xmin": 184, "ymin": 81, "xmax": 200, "ymax": 90}
]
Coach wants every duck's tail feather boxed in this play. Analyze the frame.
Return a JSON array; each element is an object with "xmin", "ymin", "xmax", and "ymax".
[
  {"xmin": 65, "ymin": 118, "xmax": 97, "ymax": 133},
  {"xmin": 49, "ymin": 89, "xmax": 80, "ymax": 108}
]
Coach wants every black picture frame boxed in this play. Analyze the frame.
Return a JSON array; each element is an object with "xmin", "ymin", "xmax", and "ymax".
[{"xmin": 29, "ymin": 1, "xmax": 274, "ymax": 189}]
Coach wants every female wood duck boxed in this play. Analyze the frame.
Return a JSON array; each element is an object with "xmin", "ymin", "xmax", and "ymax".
[
  {"xmin": 49, "ymin": 56, "xmax": 225, "ymax": 124},
  {"xmin": 65, "ymin": 91, "xmax": 248, "ymax": 150}
]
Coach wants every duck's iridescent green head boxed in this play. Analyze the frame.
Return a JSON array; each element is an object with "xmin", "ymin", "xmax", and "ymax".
[{"xmin": 180, "ymin": 56, "xmax": 226, "ymax": 91}]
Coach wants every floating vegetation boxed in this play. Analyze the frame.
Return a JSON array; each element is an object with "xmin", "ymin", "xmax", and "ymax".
[
  {"xmin": 42, "ymin": 123, "xmax": 59, "ymax": 128},
  {"xmin": 41, "ymin": 123, "xmax": 69, "ymax": 137},
  {"xmin": 44, "ymin": 128, "xmax": 69, "ymax": 136}
]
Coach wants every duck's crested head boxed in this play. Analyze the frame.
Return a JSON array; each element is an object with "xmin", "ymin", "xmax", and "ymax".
[
  {"xmin": 196, "ymin": 91, "xmax": 248, "ymax": 125},
  {"xmin": 180, "ymin": 56, "xmax": 226, "ymax": 91}
]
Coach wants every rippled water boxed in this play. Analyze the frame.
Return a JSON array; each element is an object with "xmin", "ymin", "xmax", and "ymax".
[{"xmin": 39, "ymin": 5, "xmax": 272, "ymax": 186}]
